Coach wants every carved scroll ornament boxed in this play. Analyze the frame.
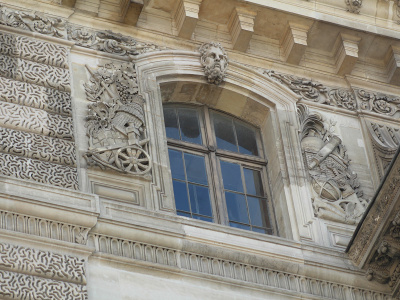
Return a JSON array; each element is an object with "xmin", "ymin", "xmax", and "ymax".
[
  {"xmin": 199, "ymin": 42, "xmax": 229, "ymax": 85},
  {"xmin": 298, "ymin": 104, "xmax": 369, "ymax": 224},
  {"xmin": 356, "ymin": 89, "xmax": 400, "ymax": 117},
  {"xmin": 84, "ymin": 63, "xmax": 152, "ymax": 176}
]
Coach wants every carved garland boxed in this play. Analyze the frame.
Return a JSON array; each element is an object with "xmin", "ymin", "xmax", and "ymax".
[{"xmin": 83, "ymin": 63, "xmax": 152, "ymax": 176}]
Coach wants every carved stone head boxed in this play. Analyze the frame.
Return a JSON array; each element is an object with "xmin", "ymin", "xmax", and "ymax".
[{"xmin": 199, "ymin": 42, "xmax": 228, "ymax": 85}]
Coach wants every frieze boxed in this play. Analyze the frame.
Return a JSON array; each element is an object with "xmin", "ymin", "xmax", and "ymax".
[
  {"xmin": 0, "ymin": 210, "xmax": 89, "ymax": 245},
  {"xmin": 0, "ymin": 101, "xmax": 73, "ymax": 140},
  {"xmin": 199, "ymin": 42, "xmax": 229, "ymax": 85},
  {"xmin": 0, "ymin": 32, "xmax": 69, "ymax": 68},
  {"xmin": 0, "ymin": 5, "xmax": 66, "ymax": 38},
  {"xmin": 68, "ymin": 25, "xmax": 163, "ymax": 56},
  {"xmin": 0, "ymin": 270, "xmax": 87, "ymax": 300},
  {"xmin": 0, "ymin": 243, "xmax": 85, "ymax": 283},
  {"xmin": 0, "ymin": 126, "xmax": 76, "ymax": 167},
  {"xmin": 0, "ymin": 77, "xmax": 72, "ymax": 115},
  {"xmin": 0, "ymin": 152, "xmax": 78, "ymax": 189},
  {"xmin": 83, "ymin": 63, "xmax": 152, "ymax": 176},
  {"xmin": 88, "ymin": 233, "xmax": 390, "ymax": 300},
  {"xmin": 298, "ymin": 104, "xmax": 368, "ymax": 224},
  {"xmin": 356, "ymin": 89, "xmax": 400, "ymax": 117},
  {"xmin": 265, "ymin": 70, "xmax": 357, "ymax": 110}
]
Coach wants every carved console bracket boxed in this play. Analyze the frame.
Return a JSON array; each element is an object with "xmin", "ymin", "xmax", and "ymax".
[
  {"xmin": 199, "ymin": 42, "xmax": 229, "ymax": 85},
  {"xmin": 348, "ymin": 149, "xmax": 400, "ymax": 298},
  {"xmin": 281, "ymin": 22, "xmax": 308, "ymax": 65},
  {"xmin": 385, "ymin": 45, "xmax": 400, "ymax": 86},
  {"xmin": 84, "ymin": 63, "xmax": 152, "ymax": 176},
  {"xmin": 334, "ymin": 33, "xmax": 360, "ymax": 76},
  {"xmin": 298, "ymin": 104, "xmax": 369, "ymax": 224},
  {"xmin": 228, "ymin": 7, "xmax": 257, "ymax": 52},
  {"xmin": 173, "ymin": 0, "xmax": 202, "ymax": 39}
]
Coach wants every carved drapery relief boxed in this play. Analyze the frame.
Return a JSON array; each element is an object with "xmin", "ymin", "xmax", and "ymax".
[
  {"xmin": 0, "ymin": 32, "xmax": 78, "ymax": 189},
  {"xmin": 366, "ymin": 121, "xmax": 400, "ymax": 179},
  {"xmin": 84, "ymin": 63, "xmax": 152, "ymax": 176},
  {"xmin": 199, "ymin": 42, "xmax": 229, "ymax": 85},
  {"xmin": 0, "ymin": 243, "xmax": 87, "ymax": 300},
  {"xmin": 345, "ymin": 0, "xmax": 362, "ymax": 13},
  {"xmin": 298, "ymin": 104, "xmax": 369, "ymax": 224},
  {"xmin": 356, "ymin": 89, "xmax": 400, "ymax": 117},
  {"xmin": 265, "ymin": 70, "xmax": 357, "ymax": 110}
]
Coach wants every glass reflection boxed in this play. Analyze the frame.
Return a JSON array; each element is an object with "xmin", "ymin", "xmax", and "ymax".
[
  {"xmin": 220, "ymin": 161, "xmax": 244, "ymax": 192},
  {"xmin": 178, "ymin": 108, "xmax": 202, "ymax": 144},
  {"xmin": 173, "ymin": 180, "xmax": 190, "ymax": 212},
  {"xmin": 225, "ymin": 192, "xmax": 248, "ymax": 224},
  {"xmin": 164, "ymin": 107, "xmax": 180, "ymax": 140},
  {"xmin": 189, "ymin": 184, "xmax": 212, "ymax": 217},
  {"xmin": 168, "ymin": 149, "xmax": 185, "ymax": 181},
  {"xmin": 213, "ymin": 113, "xmax": 237, "ymax": 152},
  {"xmin": 235, "ymin": 121, "xmax": 258, "ymax": 156},
  {"xmin": 184, "ymin": 153, "xmax": 208, "ymax": 185},
  {"xmin": 243, "ymin": 168, "xmax": 263, "ymax": 196}
]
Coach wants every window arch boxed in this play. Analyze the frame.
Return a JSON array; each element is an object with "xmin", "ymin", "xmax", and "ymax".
[{"xmin": 163, "ymin": 104, "xmax": 275, "ymax": 235}]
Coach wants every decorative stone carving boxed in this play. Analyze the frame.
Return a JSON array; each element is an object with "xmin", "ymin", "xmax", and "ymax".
[
  {"xmin": 0, "ymin": 270, "xmax": 87, "ymax": 300},
  {"xmin": 67, "ymin": 25, "xmax": 163, "ymax": 56},
  {"xmin": 87, "ymin": 232, "xmax": 389, "ymax": 300},
  {"xmin": 356, "ymin": 89, "xmax": 400, "ymax": 117},
  {"xmin": 298, "ymin": 104, "xmax": 368, "ymax": 224},
  {"xmin": 0, "ymin": 210, "xmax": 89, "ymax": 244},
  {"xmin": 0, "ymin": 243, "xmax": 86, "ymax": 283},
  {"xmin": 265, "ymin": 70, "xmax": 357, "ymax": 110},
  {"xmin": 199, "ymin": 42, "xmax": 229, "ymax": 85},
  {"xmin": 0, "ymin": 5, "xmax": 66, "ymax": 38},
  {"xmin": 0, "ymin": 77, "xmax": 72, "ymax": 115},
  {"xmin": 366, "ymin": 121, "xmax": 400, "ymax": 179},
  {"xmin": 345, "ymin": 0, "xmax": 362, "ymax": 14},
  {"xmin": 84, "ymin": 63, "xmax": 152, "ymax": 176}
]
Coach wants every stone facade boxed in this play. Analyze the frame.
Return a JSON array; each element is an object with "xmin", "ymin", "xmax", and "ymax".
[{"xmin": 0, "ymin": 0, "xmax": 399, "ymax": 299}]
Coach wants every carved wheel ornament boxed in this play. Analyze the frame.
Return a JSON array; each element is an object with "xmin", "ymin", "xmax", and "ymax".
[{"xmin": 83, "ymin": 63, "xmax": 152, "ymax": 176}]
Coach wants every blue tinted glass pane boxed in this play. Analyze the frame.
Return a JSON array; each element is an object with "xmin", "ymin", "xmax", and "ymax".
[
  {"xmin": 248, "ymin": 196, "xmax": 270, "ymax": 228},
  {"xmin": 244, "ymin": 168, "xmax": 263, "ymax": 196},
  {"xmin": 173, "ymin": 180, "xmax": 190, "ymax": 212},
  {"xmin": 177, "ymin": 211, "xmax": 191, "ymax": 218},
  {"xmin": 213, "ymin": 113, "xmax": 237, "ymax": 152},
  {"xmin": 220, "ymin": 161, "xmax": 243, "ymax": 192},
  {"xmin": 184, "ymin": 153, "xmax": 208, "ymax": 185},
  {"xmin": 168, "ymin": 149, "xmax": 185, "ymax": 180},
  {"xmin": 188, "ymin": 184, "xmax": 212, "ymax": 217},
  {"xmin": 229, "ymin": 222, "xmax": 251, "ymax": 231},
  {"xmin": 178, "ymin": 108, "xmax": 202, "ymax": 144},
  {"xmin": 163, "ymin": 107, "xmax": 180, "ymax": 140},
  {"xmin": 193, "ymin": 215, "xmax": 213, "ymax": 222},
  {"xmin": 235, "ymin": 121, "xmax": 258, "ymax": 156},
  {"xmin": 225, "ymin": 192, "xmax": 248, "ymax": 224},
  {"xmin": 252, "ymin": 227, "xmax": 268, "ymax": 234}
]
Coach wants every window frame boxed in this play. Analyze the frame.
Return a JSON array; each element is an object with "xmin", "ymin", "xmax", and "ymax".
[{"xmin": 164, "ymin": 103, "xmax": 276, "ymax": 235}]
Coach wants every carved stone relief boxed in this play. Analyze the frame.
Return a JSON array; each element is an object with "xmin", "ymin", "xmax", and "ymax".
[
  {"xmin": 199, "ymin": 42, "xmax": 229, "ymax": 85},
  {"xmin": 366, "ymin": 121, "xmax": 400, "ymax": 179},
  {"xmin": 298, "ymin": 104, "xmax": 369, "ymax": 224},
  {"xmin": 265, "ymin": 70, "xmax": 357, "ymax": 110},
  {"xmin": 67, "ymin": 25, "xmax": 163, "ymax": 56},
  {"xmin": 0, "ymin": 243, "xmax": 87, "ymax": 300},
  {"xmin": 345, "ymin": 0, "xmax": 362, "ymax": 13},
  {"xmin": 0, "ymin": 32, "xmax": 78, "ymax": 189},
  {"xmin": 83, "ymin": 63, "xmax": 152, "ymax": 176},
  {"xmin": 356, "ymin": 89, "xmax": 400, "ymax": 117}
]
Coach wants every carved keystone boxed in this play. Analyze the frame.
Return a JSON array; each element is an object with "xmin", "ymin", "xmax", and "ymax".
[
  {"xmin": 280, "ymin": 22, "xmax": 308, "ymax": 65},
  {"xmin": 173, "ymin": 0, "xmax": 202, "ymax": 39},
  {"xmin": 386, "ymin": 46, "xmax": 400, "ymax": 86},
  {"xmin": 228, "ymin": 7, "xmax": 257, "ymax": 52},
  {"xmin": 334, "ymin": 33, "xmax": 361, "ymax": 76}
]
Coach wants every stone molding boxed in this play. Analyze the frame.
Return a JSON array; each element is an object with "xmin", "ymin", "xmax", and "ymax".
[{"xmin": 87, "ymin": 231, "xmax": 389, "ymax": 300}]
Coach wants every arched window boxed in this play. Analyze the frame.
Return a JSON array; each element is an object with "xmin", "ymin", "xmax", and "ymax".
[{"xmin": 163, "ymin": 104, "xmax": 275, "ymax": 235}]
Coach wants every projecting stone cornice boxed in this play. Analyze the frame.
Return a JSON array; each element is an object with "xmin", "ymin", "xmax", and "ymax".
[{"xmin": 347, "ymin": 147, "xmax": 400, "ymax": 298}]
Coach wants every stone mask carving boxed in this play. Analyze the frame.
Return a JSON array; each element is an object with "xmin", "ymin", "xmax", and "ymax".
[{"xmin": 199, "ymin": 42, "xmax": 228, "ymax": 85}]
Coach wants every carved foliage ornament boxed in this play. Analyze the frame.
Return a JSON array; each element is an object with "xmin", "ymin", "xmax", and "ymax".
[
  {"xmin": 297, "ymin": 104, "xmax": 369, "ymax": 224},
  {"xmin": 199, "ymin": 42, "xmax": 229, "ymax": 85},
  {"xmin": 265, "ymin": 70, "xmax": 357, "ymax": 111},
  {"xmin": 345, "ymin": 0, "xmax": 362, "ymax": 14},
  {"xmin": 84, "ymin": 63, "xmax": 152, "ymax": 176},
  {"xmin": 356, "ymin": 89, "xmax": 400, "ymax": 117}
]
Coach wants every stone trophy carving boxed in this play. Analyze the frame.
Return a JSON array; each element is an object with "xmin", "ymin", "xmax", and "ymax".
[
  {"xmin": 345, "ymin": 0, "xmax": 362, "ymax": 13},
  {"xmin": 298, "ymin": 104, "xmax": 368, "ymax": 224},
  {"xmin": 84, "ymin": 63, "xmax": 152, "ymax": 176},
  {"xmin": 199, "ymin": 42, "xmax": 229, "ymax": 85}
]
